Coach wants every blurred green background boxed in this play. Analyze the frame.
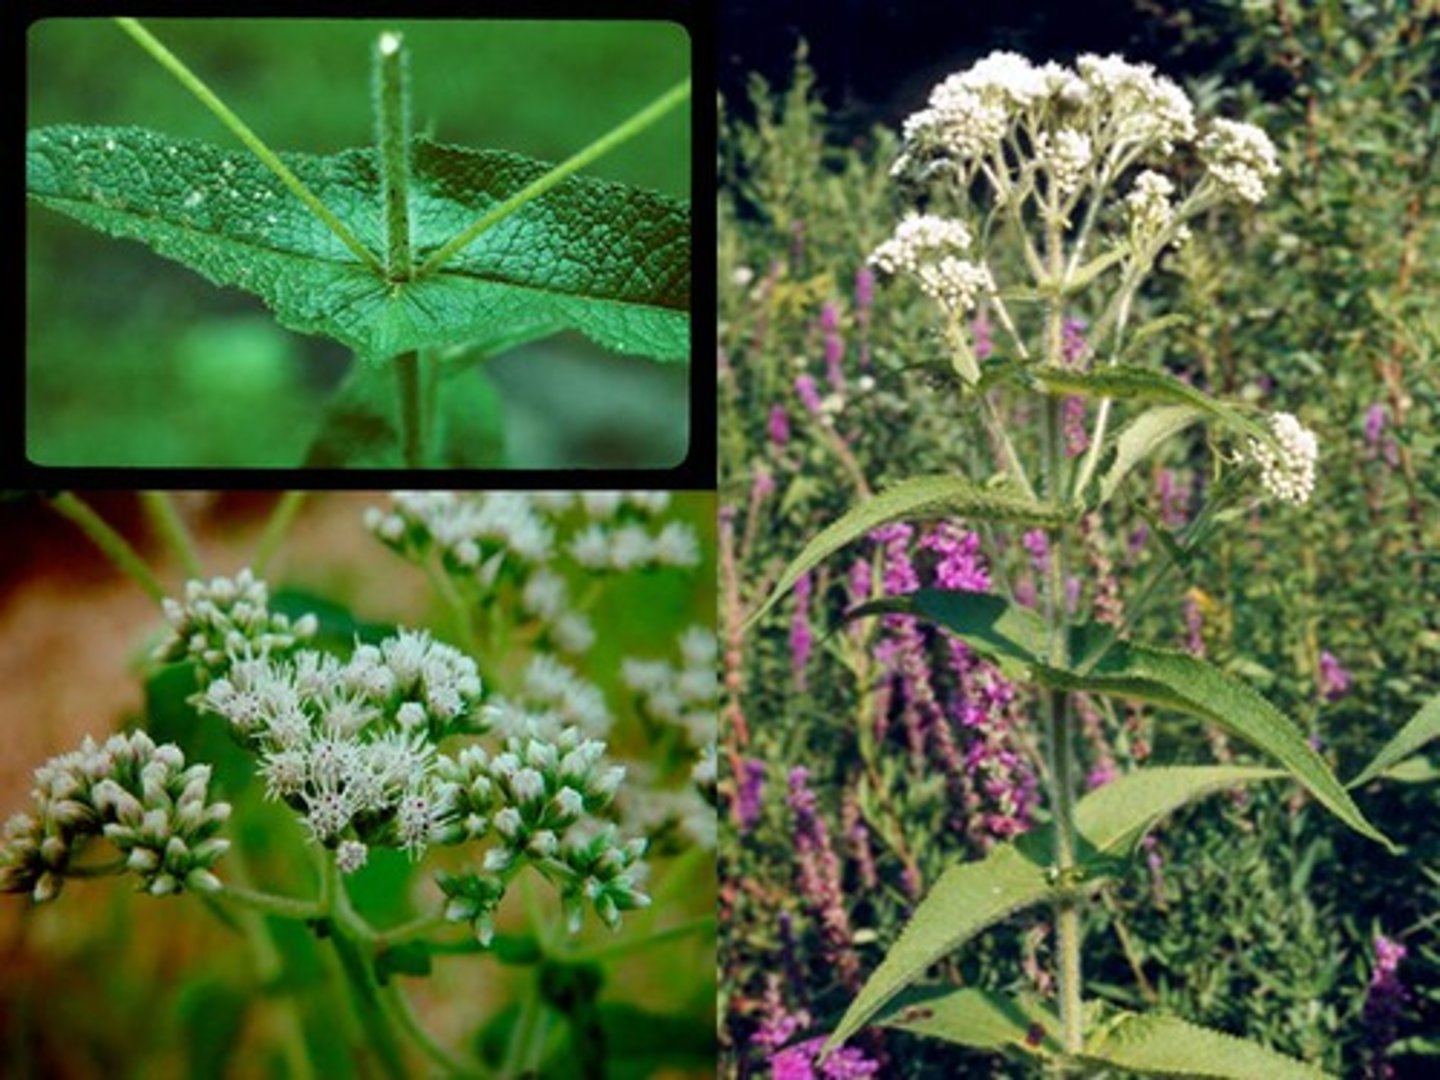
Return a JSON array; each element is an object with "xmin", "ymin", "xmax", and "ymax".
[{"xmin": 26, "ymin": 19, "xmax": 692, "ymax": 468}]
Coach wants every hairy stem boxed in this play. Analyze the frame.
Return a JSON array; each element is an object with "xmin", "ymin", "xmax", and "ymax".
[
  {"xmin": 49, "ymin": 492, "xmax": 166, "ymax": 602},
  {"xmin": 373, "ymin": 30, "xmax": 413, "ymax": 281},
  {"xmin": 379, "ymin": 980, "xmax": 493, "ymax": 1079},
  {"xmin": 213, "ymin": 882, "xmax": 325, "ymax": 922},
  {"xmin": 397, "ymin": 351, "xmax": 424, "ymax": 468},
  {"xmin": 114, "ymin": 17, "xmax": 384, "ymax": 276},
  {"xmin": 418, "ymin": 77, "xmax": 690, "ymax": 276}
]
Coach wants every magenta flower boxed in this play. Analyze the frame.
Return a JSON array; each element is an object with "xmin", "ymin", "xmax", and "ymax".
[
  {"xmin": 854, "ymin": 267, "xmax": 875, "ymax": 314},
  {"xmin": 768, "ymin": 405, "xmax": 791, "ymax": 447},
  {"xmin": 790, "ymin": 573, "xmax": 814, "ymax": 690},
  {"xmin": 795, "ymin": 374, "xmax": 823, "ymax": 417},
  {"xmin": 1318, "ymin": 650, "xmax": 1351, "ymax": 701},
  {"xmin": 770, "ymin": 1037, "xmax": 880, "ymax": 1079},
  {"xmin": 971, "ymin": 314, "xmax": 994, "ymax": 359},
  {"xmin": 1364, "ymin": 934, "xmax": 1408, "ymax": 1080}
]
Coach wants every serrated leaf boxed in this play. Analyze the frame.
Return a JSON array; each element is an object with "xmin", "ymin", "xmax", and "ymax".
[
  {"xmin": 826, "ymin": 765, "xmax": 1284, "ymax": 1051},
  {"xmin": 303, "ymin": 360, "xmax": 504, "ymax": 468},
  {"xmin": 1100, "ymin": 404, "xmax": 1207, "ymax": 502},
  {"xmin": 1349, "ymin": 693, "xmax": 1440, "ymax": 788},
  {"xmin": 1040, "ymin": 644, "xmax": 1393, "ymax": 849},
  {"xmin": 1081, "ymin": 1009, "xmax": 1333, "ymax": 1078},
  {"xmin": 874, "ymin": 986, "xmax": 1062, "ymax": 1057},
  {"xmin": 27, "ymin": 124, "xmax": 690, "ymax": 365},
  {"xmin": 745, "ymin": 477, "xmax": 1065, "ymax": 630}
]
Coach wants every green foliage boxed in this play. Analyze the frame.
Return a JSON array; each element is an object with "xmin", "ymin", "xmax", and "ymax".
[
  {"xmin": 1349, "ymin": 693, "xmax": 1440, "ymax": 788},
  {"xmin": 829, "ymin": 766, "xmax": 1286, "ymax": 1048},
  {"xmin": 28, "ymin": 125, "xmax": 689, "ymax": 365},
  {"xmin": 1100, "ymin": 405, "xmax": 1207, "ymax": 502}
]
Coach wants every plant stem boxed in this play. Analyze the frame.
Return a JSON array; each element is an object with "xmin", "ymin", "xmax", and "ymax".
[
  {"xmin": 49, "ymin": 492, "xmax": 166, "ymax": 603},
  {"xmin": 1041, "ymin": 203, "xmax": 1084, "ymax": 1065},
  {"xmin": 397, "ymin": 351, "xmax": 424, "ymax": 467},
  {"xmin": 379, "ymin": 980, "xmax": 493, "ymax": 1079},
  {"xmin": 376, "ymin": 911, "xmax": 450, "ymax": 947},
  {"xmin": 373, "ymin": 31, "xmax": 413, "ymax": 282},
  {"xmin": 139, "ymin": 492, "xmax": 203, "ymax": 578},
  {"xmin": 417, "ymin": 77, "xmax": 691, "ymax": 276},
  {"xmin": 500, "ymin": 972, "xmax": 548, "ymax": 1080},
  {"xmin": 113, "ymin": 17, "xmax": 384, "ymax": 276},
  {"xmin": 213, "ymin": 882, "xmax": 325, "ymax": 922},
  {"xmin": 253, "ymin": 492, "xmax": 307, "ymax": 577}
]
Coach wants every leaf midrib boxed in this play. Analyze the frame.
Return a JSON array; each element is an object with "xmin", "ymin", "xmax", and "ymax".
[{"xmin": 32, "ymin": 190, "xmax": 687, "ymax": 315}]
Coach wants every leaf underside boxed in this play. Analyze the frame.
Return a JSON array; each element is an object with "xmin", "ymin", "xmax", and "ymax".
[{"xmin": 27, "ymin": 124, "xmax": 691, "ymax": 364}]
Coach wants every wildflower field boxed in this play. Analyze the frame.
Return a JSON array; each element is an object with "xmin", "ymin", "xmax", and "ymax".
[{"xmin": 718, "ymin": 4, "xmax": 1438, "ymax": 1078}]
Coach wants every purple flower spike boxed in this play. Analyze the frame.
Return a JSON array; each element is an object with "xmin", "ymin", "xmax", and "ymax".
[
  {"xmin": 855, "ymin": 267, "xmax": 875, "ymax": 314},
  {"xmin": 1318, "ymin": 650, "xmax": 1351, "ymax": 701},
  {"xmin": 771, "ymin": 1037, "xmax": 881, "ymax": 1080},
  {"xmin": 971, "ymin": 314, "xmax": 994, "ymax": 360},
  {"xmin": 736, "ymin": 758, "xmax": 766, "ymax": 831},
  {"xmin": 795, "ymin": 375, "xmax": 823, "ymax": 417},
  {"xmin": 1364, "ymin": 933, "xmax": 1408, "ymax": 1080},
  {"xmin": 769, "ymin": 405, "xmax": 791, "ymax": 447}
]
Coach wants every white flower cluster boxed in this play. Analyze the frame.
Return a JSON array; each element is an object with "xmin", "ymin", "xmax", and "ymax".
[
  {"xmin": 1, "ymin": 731, "xmax": 230, "ymax": 902},
  {"xmin": 1249, "ymin": 411, "xmax": 1319, "ymax": 505},
  {"xmin": 1074, "ymin": 53, "xmax": 1196, "ymax": 152},
  {"xmin": 868, "ymin": 213, "xmax": 994, "ymax": 318},
  {"xmin": 617, "ymin": 626, "xmax": 719, "ymax": 850},
  {"xmin": 434, "ymin": 728, "xmax": 647, "ymax": 943},
  {"xmin": 1200, "ymin": 118, "xmax": 1281, "ymax": 204},
  {"xmin": 366, "ymin": 493, "xmax": 701, "ymax": 655},
  {"xmin": 1035, "ymin": 128, "xmax": 1093, "ymax": 197},
  {"xmin": 198, "ymin": 628, "xmax": 485, "ymax": 864},
  {"xmin": 894, "ymin": 51, "xmax": 1195, "ymax": 181},
  {"xmin": 1125, "ymin": 170, "xmax": 1177, "ymax": 242},
  {"xmin": 155, "ymin": 568, "xmax": 317, "ymax": 674}
]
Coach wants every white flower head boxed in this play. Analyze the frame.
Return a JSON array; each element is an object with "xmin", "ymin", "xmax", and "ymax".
[
  {"xmin": 1249, "ymin": 411, "xmax": 1318, "ymax": 505},
  {"xmin": 1201, "ymin": 119, "xmax": 1280, "ymax": 204}
]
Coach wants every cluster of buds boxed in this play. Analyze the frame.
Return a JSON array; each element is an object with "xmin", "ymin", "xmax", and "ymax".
[
  {"xmin": 1, "ymin": 731, "xmax": 230, "ymax": 902},
  {"xmin": 867, "ymin": 213, "xmax": 994, "ymax": 319},
  {"xmin": 433, "ymin": 728, "xmax": 648, "ymax": 942},
  {"xmin": 155, "ymin": 567, "xmax": 316, "ymax": 676}
]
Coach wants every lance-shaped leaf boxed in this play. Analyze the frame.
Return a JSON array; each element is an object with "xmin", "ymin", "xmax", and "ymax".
[
  {"xmin": 1037, "ymin": 644, "xmax": 1393, "ymax": 849},
  {"xmin": 1035, "ymin": 365, "xmax": 1264, "ymax": 441},
  {"xmin": 27, "ymin": 125, "xmax": 690, "ymax": 365},
  {"xmin": 876, "ymin": 988, "xmax": 1333, "ymax": 1078},
  {"xmin": 1099, "ymin": 404, "xmax": 1207, "ymax": 502},
  {"xmin": 874, "ymin": 986, "xmax": 1062, "ymax": 1058},
  {"xmin": 744, "ymin": 476, "xmax": 1065, "ymax": 630},
  {"xmin": 1081, "ymin": 1009, "xmax": 1333, "ymax": 1078},
  {"xmin": 847, "ymin": 591, "xmax": 1049, "ymax": 679},
  {"xmin": 1349, "ymin": 692, "xmax": 1440, "ymax": 788},
  {"xmin": 825, "ymin": 765, "xmax": 1286, "ymax": 1050}
]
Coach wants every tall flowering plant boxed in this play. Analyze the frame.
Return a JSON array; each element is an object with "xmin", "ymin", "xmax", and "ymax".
[{"xmin": 747, "ymin": 51, "xmax": 1433, "ymax": 1078}]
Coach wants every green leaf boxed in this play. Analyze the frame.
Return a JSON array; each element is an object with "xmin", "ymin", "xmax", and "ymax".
[
  {"xmin": 27, "ymin": 124, "xmax": 690, "ymax": 364},
  {"xmin": 874, "ymin": 986, "xmax": 1062, "ymax": 1057},
  {"xmin": 1066, "ymin": 245, "xmax": 1129, "ymax": 292},
  {"xmin": 1035, "ymin": 365, "xmax": 1263, "ymax": 441},
  {"xmin": 175, "ymin": 976, "xmax": 251, "ymax": 1080},
  {"xmin": 878, "ymin": 991, "xmax": 1334, "ymax": 1078},
  {"xmin": 303, "ymin": 360, "xmax": 504, "ymax": 468},
  {"xmin": 1099, "ymin": 404, "xmax": 1207, "ymax": 502},
  {"xmin": 825, "ymin": 765, "xmax": 1284, "ymax": 1051},
  {"xmin": 1081, "ymin": 1010, "xmax": 1334, "ymax": 1078},
  {"xmin": 1041, "ymin": 644, "xmax": 1393, "ymax": 849},
  {"xmin": 1349, "ymin": 693, "xmax": 1440, "ymax": 788},
  {"xmin": 847, "ymin": 591, "xmax": 1048, "ymax": 679},
  {"xmin": 745, "ymin": 476, "xmax": 1065, "ymax": 629},
  {"xmin": 824, "ymin": 830, "xmax": 1058, "ymax": 1050}
]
